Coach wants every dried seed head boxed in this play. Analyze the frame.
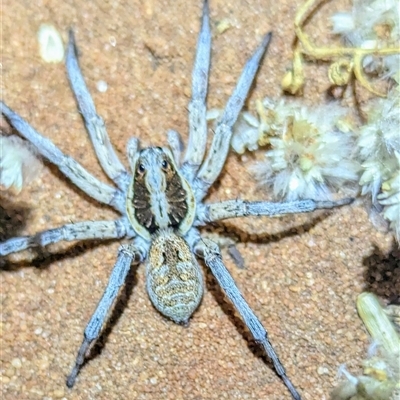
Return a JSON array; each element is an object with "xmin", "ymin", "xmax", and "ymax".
[
  {"xmin": 0, "ymin": 134, "xmax": 43, "ymax": 193},
  {"xmin": 357, "ymin": 292, "xmax": 400, "ymax": 356}
]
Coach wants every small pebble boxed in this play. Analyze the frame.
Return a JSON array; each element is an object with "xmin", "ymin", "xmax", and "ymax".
[
  {"xmin": 150, "ymin": 377, "xmax": 158, "ymax": 385},
  {"xmin": 34, "ymin": 327, "xmax": 43, "ymax": 335},
  {"xmin": 53, "ymin": 389, "xmax": 65, "ymax": 398},
  {"xmin": 289, "ymin": 285, "xmax": 301, "ymax": 293},
  {"xmin": 317, "ymin": 366, "xmax": 329, "ymax": 375},
  {"xmin": 37, "ymin": 24, "xmax": 64, "ymax": 63},
  {"xmin": 97, "ymin": 80, "xmax": 108, "ymax": 93},
  {"xmin": 11, "ymin": 358, "xmax": 22, "ymax": 368},
  {"xmin": 109, "ymin": 36, "xmax": 117, "ymax": 46},
  {"xmin": 4, "ymin": 367, "xmax": 14, "ymax": 377}
]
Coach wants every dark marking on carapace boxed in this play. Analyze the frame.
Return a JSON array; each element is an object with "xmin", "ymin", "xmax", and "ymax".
[{"xmin": 131, "ymin": 152, "xmax": 189, "ymax": 234}]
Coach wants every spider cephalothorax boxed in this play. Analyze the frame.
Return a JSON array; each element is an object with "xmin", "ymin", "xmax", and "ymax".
[
  {"xmin": 0, "ymin": 2, "xmax": 354, "ymax": 399},
  {"xmin": 126, "ymin": 146, "xmax": 196, "ymax": 238}
]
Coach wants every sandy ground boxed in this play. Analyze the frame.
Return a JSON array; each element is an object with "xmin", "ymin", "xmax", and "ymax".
[{"xmin": 1, "ymin": 0, "xmax": 399, "ymax": 399}]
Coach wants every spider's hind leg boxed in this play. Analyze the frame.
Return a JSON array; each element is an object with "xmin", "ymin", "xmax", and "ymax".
[
  {"xmin": 66, "ymin": 239, "xmax": 147, "ymax": 388},
  {"xmin": 194, "ymin": 237, "xmax": 301, "ymax": 400}
]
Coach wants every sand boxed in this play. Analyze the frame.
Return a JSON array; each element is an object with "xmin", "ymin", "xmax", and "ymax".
[{"xmin": 1, "ymin": 0, "xmax": 399, "ymax": 399}]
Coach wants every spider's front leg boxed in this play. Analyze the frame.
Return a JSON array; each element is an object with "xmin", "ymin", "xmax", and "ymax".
[
  {"xmin": 194, "ymin": 237, "xmax": 301, "ymax": 400},
  {"xmin": 194, "ymin": 32, "xmax": 272, "ymax": 199},
  {"xmin": 181, "ymin": 0, "xmax": 211, "ymax": 181},
  {"xmin": 66, "ymin": 238, "xmax": 147, "ymax": 388},
  {"xmin": 195, "ymin": 197, "xmax": 354, "ymax": 225},
  {"xmin": 0, "ymin": 102, "xmax": 126, "ymax": 213},
  {"xmin": 66, "ymin": 31, "xmax": 131, "ymax": 190}
]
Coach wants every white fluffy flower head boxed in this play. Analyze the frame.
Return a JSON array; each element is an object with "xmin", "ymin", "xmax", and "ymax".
[
  {"xmin": 251, "ymin": 101, "xmax": 360, "ymax": 201},
  {"xmin": 377, "ymin": 151, "xmax": 400, "ymax": 242},
  {"xmin": 358, "ymin": 87, "xmax": 400, "ymax": 201},
  {"xmin": 0, "ymin": 134, "xmax": 43, "ymax": 193},
  {"xmin": 331, "ymin": 0, "xmax": 400, "ymax": 79}
]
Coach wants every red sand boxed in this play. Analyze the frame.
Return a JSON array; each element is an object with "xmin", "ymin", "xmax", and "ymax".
[{"xmin": 1, "ymin": 1, "xmax": 398, "ymax": 399}]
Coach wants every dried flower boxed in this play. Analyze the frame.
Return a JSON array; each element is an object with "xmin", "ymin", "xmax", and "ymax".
[
  {"xmin": 331, "ymin": 292, "xmax": 400, "ymax": 400},
  {"xmin": 331, "ymin": 0, "xmax": 400, "ymax": 79},
  {"xmin": 230, "ymin": 111, "xmax": 261, "ymax": 154},
  {"xmin": 250, "ymin": 100, "xmax": 360, "ymax": 201},
  {"xmin": 207, "ymin": 99, "xmax": 296, "ymax": 155},
  {"xmin": 358, "ymin": 87, "xmax": 400, "ymax": 202},
  {"xmin": 0, "ymin": 134, "xmax": 43, "ymax": 193},
  {"xmin": 377, "ymin": 152, "xmax": 400, "ymax": 241}
]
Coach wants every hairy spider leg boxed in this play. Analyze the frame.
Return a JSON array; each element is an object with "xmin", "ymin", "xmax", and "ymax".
[
  {"xmin": 181, "ymin": 0, "xmax": 212, "ymax": 181},
  {"xmin": 195, "ymin": 198, "xmax": 354, "ymax": 225},
  {"xmin": 194, "ymin": 236, "xmax": 301, "ymax": 400},
  {"xmin": 66, "ymin": 31, "xmax": 131, "ymax": 191},
  {"xmin": 66, "ymin": 239, "xmax": 147, "ymax": 388},
  {"xmin": 194, "ymin": 32, "xmax": 272, "ymax": 200},
  {"xmin": 0, "ymin": 101, "xmax": 125, "ymax": 213},
  {"xmin": 0, "ymin": 218, "xmax": 132, "ymax": 256}
]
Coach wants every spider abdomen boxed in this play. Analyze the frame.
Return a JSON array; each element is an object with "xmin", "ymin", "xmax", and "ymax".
[{"xmin": 146, "ymin": 229, "xmax": 203, "ymax": 324}]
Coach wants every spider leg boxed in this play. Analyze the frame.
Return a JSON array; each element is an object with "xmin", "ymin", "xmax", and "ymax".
[
  {"xmin": 0, "ymin": 218, "xmax": 132, "ymax": 257},
  {"xmin": 66, "ymin": 31, "xmax": 131, "ymax": 190},
  {"xmin": 167, "ymin": 129, "xmax": 184, "ymax": 166},
  {"xmin": 194, "ymin": 32, "xmax": 272, "ymax": 199},
  {"xmin": 126, "ymin": 137, "xmax": 139, "ymax": 167},
  {"xmin": 0, "ymin": 101, "xmax": 125, "ymax": 213},
  {"xmin": 181, "ymin": 0, "xmax": 211, "ymax": 181},
  {"xmin": 194, "ymin": 238, "xmax": 301, "ymax": 400},
  {"xmin": 195, "ymin": 197, "xmax": 354, "ymax": 225},
  {"xmin": 66, "ymin": 239, "xmax": 147, "ymax": 388}
]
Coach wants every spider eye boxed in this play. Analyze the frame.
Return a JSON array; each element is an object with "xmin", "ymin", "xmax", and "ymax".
[
  {"xmin": 137, "ymin": 163, "xmax": 145, "ymax": 174},
  {"xmin": 161, "ymin": 159, "xmax": 168, "ymax": 170}
]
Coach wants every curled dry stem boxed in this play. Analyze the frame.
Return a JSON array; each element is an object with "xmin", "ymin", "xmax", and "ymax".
[{"xmin": 284, "ymin": 0, "xmax": 400, "ymax": 96}]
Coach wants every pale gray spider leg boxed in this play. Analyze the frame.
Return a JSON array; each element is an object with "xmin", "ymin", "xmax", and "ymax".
[
  {"xmin": 66, "ymin": 31, "xmax": 130, "ymax": 190},
  {"xmin": 0, "ymin": 218, "xmax": 132, "ymax": 257},
  {"xmin": 66, "ymin": 239, "xmax": 147, "ymax": 388},
  {"xmin": 195, "ymin": 197, "xmax": 354, "ymax": 225},
  {"xmin": 0, "ymin": 102, "xmax": 125, "ymax": 213},
  {"xmin": 167, "ymin": 129, "xmax": 184, "ymax": 166},
  {"xmin": 194, "ymin": 238, "xmax": 301, "ymax": 400},
  {"xmin": 181, "ymin": 0, "xmax": 211, "ymax": 181},
  {"xmin": 126, "ymin": 137, "xmax": 139, "ymax": 166},
  {"xmin": 194, "ymin": 33, "xmax": 272, "ymax": 199}
]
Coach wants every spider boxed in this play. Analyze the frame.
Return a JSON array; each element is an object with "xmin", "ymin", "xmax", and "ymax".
[{"xmin": 0, "ymin": 2, "xmax": 353, "ymax": 399}]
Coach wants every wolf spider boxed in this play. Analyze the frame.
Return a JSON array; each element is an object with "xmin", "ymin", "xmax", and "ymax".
[{"xmin": 0, "ymin": 1, "xmax": 353, "ymax": 399}]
